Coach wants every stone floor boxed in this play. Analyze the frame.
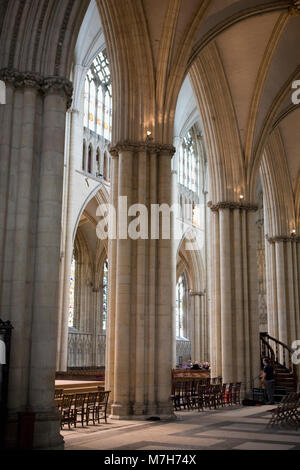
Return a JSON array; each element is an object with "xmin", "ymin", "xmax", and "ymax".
[{"xmin": 62, "ymin": 405, "xmax": 300, "ymax": 451}]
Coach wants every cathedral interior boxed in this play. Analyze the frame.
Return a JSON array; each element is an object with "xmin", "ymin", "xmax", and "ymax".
[{"xmin": 0, "ymin": 0, "xmax": 300, "ymax": 451}]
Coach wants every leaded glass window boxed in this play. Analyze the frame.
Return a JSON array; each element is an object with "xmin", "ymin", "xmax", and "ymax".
[
  {"xmin": 178, "ymin": 131, "xmax": 198, "ymax": 193},
  {"xmin": 84, "ymin": 50, "xmax": 112, "ymax": 141}
]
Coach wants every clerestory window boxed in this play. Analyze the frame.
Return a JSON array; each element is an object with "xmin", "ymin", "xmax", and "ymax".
[{"xmin": 84, "ymin": 50, "xmax": 112, "ymax": 141}]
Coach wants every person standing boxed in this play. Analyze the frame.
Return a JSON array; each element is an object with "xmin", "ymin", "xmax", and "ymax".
[{"xmin": 262, "ymin": 357, "xmax": 275, "ymax": 404}]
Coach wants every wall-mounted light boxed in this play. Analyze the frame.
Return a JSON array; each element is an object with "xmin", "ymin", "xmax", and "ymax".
[
  {"xmin": 85, "ymin": 178, "xmax": 90, "ymax": 188},
  {"xmin": 239, "ymin": 194, "xmax": 244, "ymax": 200},
  {"xmin": 292, "ymin": 229, "xmax": 296, "ymax": 235},
  {"xmin": 146, "ymin": 131, "xmax": 153, "ymax": 142}
]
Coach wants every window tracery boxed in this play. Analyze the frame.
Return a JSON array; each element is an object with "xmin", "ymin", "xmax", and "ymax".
[{"xmin": 84, "ymin": 50, "xmax": 112, "ymax": 141}]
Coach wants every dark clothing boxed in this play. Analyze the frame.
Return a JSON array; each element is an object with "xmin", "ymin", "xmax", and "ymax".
[
  {"xmin": 263, "ymin": 364, "xmax": 274, "ymax": 380},
  {"xmin": 265, "ymin": 379, "xmax": 275, "ymax": 404},
  {"xmin": 191, "ymin": 364, "xmax": 200, "ymax": 370},
  {"xmin": 263, "ymin": 364, "xmax": 275, "ymax": 403}
]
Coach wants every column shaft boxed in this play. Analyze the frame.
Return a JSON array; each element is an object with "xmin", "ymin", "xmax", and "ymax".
[
  {"xmin": 275, "ymin": 242, "xmax": 288, "ymax": 346},
  {"xmin": 134, "ymin": 150, "xmax": 147, "ymax": 414},
  {"xmin": 219, "ymin": 208, "xmax": 233, "ymax": 383},
  {"xmin": 156, "ymin": 152, "xmax": 173, "ymax": 415},
  {"xmin": 112, "ymin": 150, "xmax": 133, "ymax": 416}
]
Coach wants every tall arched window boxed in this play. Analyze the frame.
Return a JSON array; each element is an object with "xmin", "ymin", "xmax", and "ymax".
[
  {"xmin": 178, "ymin": 131, "xmax": 198, "ymax": 193},
  {"xmin": 84, "ymin": 50, "xmax": 112, "ymax": 141},
  {"xmin": 103, "ymin": 152, "xmax": 107, "ymax": 180},
  {"xmin": 96, "ymin": 148, "xmax": 101, "ymax": 176},
  {"xmin": 82, "ymin": 140, "xmax": 86, "ymax": 171},
  {"xmin": 88, "ymin": 145, "xmax": 92, "ymax": 173},
  {"xmin": 68, "ymin": 256, "xmax": 76, "ymax": 327},
  {"xmin": 176, "ymin": 275, "xmax": 185, "ymax": 338},
  {"xmin": 102, "ymin": 259, "xmax": 108, "ymax": 332}
]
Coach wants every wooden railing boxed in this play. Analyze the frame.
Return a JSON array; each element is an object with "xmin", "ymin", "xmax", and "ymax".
[{"xmin": 260, "ymin": 332, "xmax": 297, "ymax": 379}]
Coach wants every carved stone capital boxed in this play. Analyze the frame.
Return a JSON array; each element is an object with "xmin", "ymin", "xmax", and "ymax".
[
  {"xmin": 0, "ymin": 318, "xmax": 14, "ymax": 330},
  {"xmin": 109, "ymin": 141, "xmax": 176, "ymax": 158},
  {"xmin": 289, "ymin": 0, "xmax": 300, "ymax": 16},
  {"xmin": 207, "ymin": 201, "xmax": 258, "ymax": 212},
  {"xmin": 0, "ymin": 68, "xmax": 73, "ymax": 109},
  {"xmin": 42, "ymin": 76, "xmax": 73, "ymax": 109},
  {"xmin": 0, "ymin": 68, "xmax": 42, "ymax": 89},
  {"xmin": 266, "ymin": 234, "xmax": 300, "ymax": 244}
]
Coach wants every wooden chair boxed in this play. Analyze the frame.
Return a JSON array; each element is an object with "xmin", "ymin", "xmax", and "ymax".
[
  {"xmin": 55, "ymin": 388, "xmax": 64, "ymax": 399},
  {"xmin": 212, "ymin": 384, "xmax": 223, "ymax": 409},
  {"xmin": 85, "ymin": 392, "xmax": 98, "ymax": 426},
  {"xmin": 190, "ymin": 380, "xmax": 201, "ymax": 410},
  {"xmin": 203, "ymin": 384, "xmax": 214, "ymax": 409},
  {"xmin": 268, "ymin": 392, "xmax": 300, "ymax": 429},
  {"xmin": 73, "ymin": 393, "xmax": 87, "ymax": 428},
  {"xmin": 95, "ymin": 390, "xmax": 110, "ymax": 424},
  {"xmin": 232, "ymin": 382, "xmax": 242, "ymax": 405},
  {"xmin": 184, "ymin": 380, "xmax": 194, "ymax": 410},
  {"xmin": 220, "ymin": 383, "xmax": 227, "ymax": 407},
  {"xmin": 197, "ymin": 384, "xmax": 206, "ymax": 411},
  {"xmin": 171, "ymin": 381, "xmax": 186, "ymax": 411},
  {"xmin": 60, "ymin": 394, "xmax": 75, "ymax": 429}
]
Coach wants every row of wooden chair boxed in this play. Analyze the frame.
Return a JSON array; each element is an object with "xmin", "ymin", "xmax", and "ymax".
[
  {"xmin": 267, "ymin": 392, "xmax": 300, "ymax": 429},
  {"xmin": 57, "ymin": 390, "xmax": 110, "ymax": 429},
  {"xmin": 171, "ymin": 381, "xmax": 241, "ymax": 412},
  {"xmin": 55, "ymin": 389, "xmax": 64, "ymax": 399}
]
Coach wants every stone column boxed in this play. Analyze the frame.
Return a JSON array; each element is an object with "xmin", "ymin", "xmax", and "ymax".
[
  {"xmin": 156, "ymin": 148, "xmax": 174, "ymax": 417},
  {"xmin": 56, "ymin": 107, "xmax": 83, "ymax": 372},
  {"xmin": 200, "ymin": 294, "xmax": 206, "ymax": 361},
  {"xmin": 105, "ymin": 153, "xmax": 118, "ymax": 404},
  {"xmin": 208, "ymin": 201, "xmax": 259, "ymax": 389},
  {"xmin": 219, "ymin": 208, "xmax": 233, "ymax": 383},
  {"xmin": 275, "ymin": 241, "xmax": 288, "ymax": 346},
  {"xmin": 189, "ymin": 291, "xmax": 204, "ymax": 362},
  {"xmin": 171, "ymin": 170, "xmax": 178, "ymax": 368},
  {"xmin": 28, "ymin": 80, "xmax": 72, "ymax": 449},
  {"xmin": 1, "ymin": 82, "xmax": 41, "ymax": 423},
  {"xmin": 189, "ymin": 294, "xmax": 196, "ymax": 360},
  {"xmin": 265, "ymin": 235, "xmax": 300, "ymax": 350},
  {"xmin": 147, "ymin": 150, "xmax": 158, "ymax": 414},
  {"xmin": 209, "ymin": 209, "xmax": 221, "ymax": 378},
  {"xmin": 247, "ymin": 210, "xmax": 260, "ymax": 381},
  {"xmin": 108, "ymin": 142, "xmax": 175, "ymax": 419},
  {"xmin": 134, "ymin": 149, "xmax": 147, "ymax": 415},
  {"xmin": 265, "ymin": 241, "xmax": 278, "ymax": 338},
  {"xmin": 0, "ymin": 70, "xmax": 72, "ymax": 449},
  {"xmin": 111, "ymin": 148, "xmax": 133, "ymax": 418}
]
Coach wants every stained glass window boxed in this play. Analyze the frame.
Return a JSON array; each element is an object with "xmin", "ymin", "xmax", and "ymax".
[
  {"xmin": 102, "ymin": 259, "xmax": 108, "ymax": 331},
  {"xmin": 178, "ymin": 131, "xmax": 198, "ymax": 194},
  {"xmin": 84, "ymin": 50, "xmax": 112, "ymax": 141},
  {"xmin": 68, "ymin": 257, "xmax": 76, "ymax": 327},
  {"xmin": 176, "ymin": 275, "xmax": 185, "ymax": 338}
]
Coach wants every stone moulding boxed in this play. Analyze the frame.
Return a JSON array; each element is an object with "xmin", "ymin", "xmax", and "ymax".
[
  {"xmin": 207, "ymin": 201, "xmax": 258, "ymax": 212},
  {"xmin": 0, "ymin": 319, "xmax": 13, "ymax": 330},
  {"xmin": 0, "ymin": 68, "xmax": 73, "ymax": 109},
  {"xmin": 109, "ymin": 141, "xmax": 176, "ymax": 157},
  {"xmin": 266, "ymin": 234, "xmax": 300, "ymax": 244},
  {"xmin": 189, "ymin": 291, "xmax": 205, "ymax": 297}
]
